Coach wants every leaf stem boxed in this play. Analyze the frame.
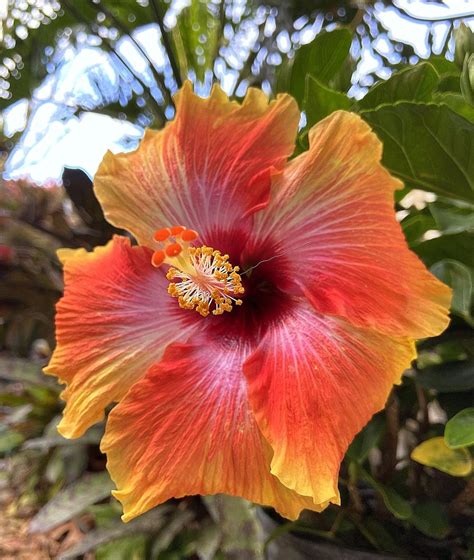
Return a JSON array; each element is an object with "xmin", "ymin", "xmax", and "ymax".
[{"xmin": 378, "ymin": 390, "xmax": 400, "ymax": 482}]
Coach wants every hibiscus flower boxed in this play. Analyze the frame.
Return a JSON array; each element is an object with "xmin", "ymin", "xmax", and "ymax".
[{"xmin": 45, "ymin": 82, "xmax": 451, "ymax": 521}]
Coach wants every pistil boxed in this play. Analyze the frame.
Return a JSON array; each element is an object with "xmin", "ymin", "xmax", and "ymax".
[{"xmin": 151, "ymin": 226, "xmax": 244, "ymax": 317}]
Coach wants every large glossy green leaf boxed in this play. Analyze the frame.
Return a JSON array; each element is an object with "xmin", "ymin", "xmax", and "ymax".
[
  {"xmin": 29, "ymin": 472, "xmax": 114, "ymax": 533},
  {"xmin": 304, "ymin": 75, "xmax": 351, "ymax": 127},
  {"xmin": 445, "ymin": 407, "xmax": 474, "ymax": 449},
  {"xmin": 286, "ymin": 28, "xmax": 352, "ymax": 105},
  {"xmin": 361, "ymin": 102, "xmax": 474, "ymax": 203},
  {"xmin": 417, "ymin": 360, "xmax": 474, "ymax": 393},
  {"xmin": 359, "ymin": 63, "xmax": 439, "ymax": 109}
]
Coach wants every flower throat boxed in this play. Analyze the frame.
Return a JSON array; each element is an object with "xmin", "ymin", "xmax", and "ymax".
[{"xmin": 151, "ymin": 226, "xmax": 244, "ymax": 317}]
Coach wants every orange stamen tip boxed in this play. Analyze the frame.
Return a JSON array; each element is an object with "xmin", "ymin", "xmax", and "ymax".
[
  {"xmin": 151, "ymin": 250, "xmax": 166, "ymax": 267},
  {"xmin": 181, "ymin": 229, "xmax": 199, "ymax": 242},
  {"xmin": 154, "ymin": 228, "xmax": 171, "ymax": 242},
  {"xmin": 165, "ymin": 242, "xmax": 183, "ymax": 257},
  {"xmin": 170, "ymin": 225, "xmax": 186, "ymax": 236}
]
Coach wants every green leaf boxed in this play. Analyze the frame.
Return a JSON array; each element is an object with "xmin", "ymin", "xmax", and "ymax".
[
  {"xmin": 415, "ymin": 232, "xmax": 474, "ymax": 269},
  {"xmin": 433, "ymin": 92, "xmax": 474, "ymax": 122},
  {"xmin": 429, "ymin": 56, "xmax": 459, "ymax": 77},
  {"xmin": 303, "ymin": 75, "xmax": 351, "ymax": 127},
  {"xmin": 0, "ymin": 357, "xmax": 56, "ymax": 387},
  {"xmin": 455, "ymin": 22, "xmax": 474, "ymax": 68},
  {"xmin": 431, "ymin": 259, "xmax": 472, "ymax": 322},
  {"xmin": 0, "ymin": 430, "xmax": 24, "ymax": 454},
  {"xmin": 149, "ymin": 509, "xmax": 196, "ymax": 556},
  {"xmin": 401, "ymin": 212, "xmax": 436, "ymax": 245},
  {"xmin": 29, "ymin": 472, "xmax": 115, "ymax": 533},
  {"xmin": 374, "ymin": 485, "xmax": 413, "ymax": 520},
  {"xmin": 411, "ymin": 436, "xmax": 472, "ymax": 476},
  {"xmin": 361, "ymin": 102, "xmax": 474, "ymax": 203},
  {"xmin": 417, "ymin": 360, "xmax": 474, "ymax": 393},
  {"xmin": 346, "ymin": 414, "xmax": 385, "ymax": 464},
  {"xmin": 172, "ymin": 0, "xmax": 222, "ymax": 83},
  {"xmin": 204, "ymin": 495, "xmax": 264, "ymax": 559},
  {"xmin": 430, "ymin": 202, "xmax": 474, "ymax": 235},
  {"xmin": 359, "ymin": 63, "xmax": 439, "ymax": 109},
  {"xmin": 411, "ymin": 502, "xmax": 450, "ymax": 539},
  {"xmin": 360, "ymin": 518, "xmax": 403, "ymax": 554},
  {"xmin": 185, "ymin": 521, "xmax": 221, "ymax": 560},
  {"xmin": 96, "ymin": 536, "xmax": 147, "ymax": 560},
  {"xmin": 23, "ymin": 425, "xmax": 102, "ymax": 451},
  {"xmin": 360, "ymin": 470, "xmax": 412, "ymax": 520},
  {"xmin": 445, "ymin": 407, "xmax": 474, "ymax": 449},
  {"xmin": 461, "ymin": 53, "xmax": 474, "ymax": 105},
  {"xmin": 438, "ymin": 73, "xmax": 461, "ymax": 93},
  {"xmin": 59, "ymin": 507, "xmax": 172, "ymax": 560},
  {"xmin": 287, "ymin": 28, "xmax": 352, "ymax": 105}
]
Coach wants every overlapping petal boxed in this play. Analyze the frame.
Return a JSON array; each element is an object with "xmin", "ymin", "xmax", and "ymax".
[
  {"xmin": 94, "ymin": 82, "xmax": 300, "ymax": 247},
  {"xmin": 101, "ymin": 339, "xmax": 323, "ymax": 522},
  {"xmin": 255, "ymin": 111, "xmax": 451, "ymax": 339},
  {"xmin": 243, "ymin": 301, "xmax": 416, "ymax": 505},
  {"xmin": 45, "ymin": 236, "xmax": 198, "ymax": 438}
]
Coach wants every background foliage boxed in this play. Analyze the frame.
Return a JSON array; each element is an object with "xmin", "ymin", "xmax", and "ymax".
[{"xmin": 0, "ymin": 1, "xmax": 473, "ymax": 558}]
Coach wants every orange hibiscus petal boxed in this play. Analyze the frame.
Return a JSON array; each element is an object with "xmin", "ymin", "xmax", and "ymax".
[
  {"xmin": 256, "ymin": 111, "xmax": 451, "ymax": 339},
  {"xmin": 101, "ymin": 340, "xmax": 323, "ymax": 522},
  {"xmin": 94, "ymin": 82, "xmax": 300, "ymax": 247},
  {"xmin": 243, "ymin": 301, "xmax": 416, "ymax": 505},
  {"xmin": 45, "ymin": 236, "xmax": 198, "ymax": 438}
]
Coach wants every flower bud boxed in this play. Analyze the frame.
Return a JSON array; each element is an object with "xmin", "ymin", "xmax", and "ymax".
[{"xmin": 455, "ymin": 23, "xmax": 474, "ymax": 69}]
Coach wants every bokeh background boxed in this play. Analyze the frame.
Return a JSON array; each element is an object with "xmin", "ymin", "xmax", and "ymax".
[{"xmin": 0, "ymin": 1, "xmax": 473, "ymax": 558}]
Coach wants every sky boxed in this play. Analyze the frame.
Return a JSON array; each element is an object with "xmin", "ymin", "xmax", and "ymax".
[{"xmin": 2, "ymin": 0, "xmax": 474, "ymax": 185}]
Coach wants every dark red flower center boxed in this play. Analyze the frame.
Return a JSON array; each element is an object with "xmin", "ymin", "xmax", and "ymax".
[{"xmin": 150, "ymin": 224, "xmax": 295, "ymax": 344}]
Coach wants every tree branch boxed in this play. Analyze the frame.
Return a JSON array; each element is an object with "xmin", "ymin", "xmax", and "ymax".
[{"xmin": 150, "ymin": 0, "xmax": 182, "ymax": 88}]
